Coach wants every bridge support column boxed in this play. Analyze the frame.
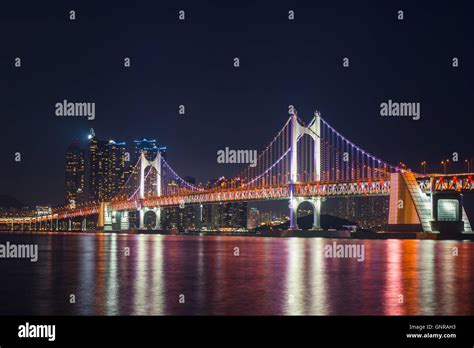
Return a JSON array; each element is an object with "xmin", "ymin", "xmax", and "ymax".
[
  {"xmin": 430, "ymin": 192, "xmax": 472, "ymax": 235},
  {"xmin": 289, "ymin": 194, "xmax": 299, "ymax": 230},
  {"xmin": 82, "ymin": 218, "xmax": 87, "ymax": 231},
  {"xmin": 153, "ymin": 207, "xmax": 161, "ymax": 230},
  {"xmin": 120, "ymin": 211, "xmax": 130, "ymax": 230},
  {"xmin": 310, "ymin": 197, "xmax": 322, "ymax": 230},
  {"xmin": 68, "ymin": 219, "xmax": 72, "ymax": 232},
  {"xmin": 387, "ymin": 172, "xmax": 430, "ymax": 232},
  {"xmin": 139, "ymin": 208, "xmax": 145, "ymax": 229},
  {"xmin": 104, "ymin": 208, "xmax": 113, "ymax": 231}
]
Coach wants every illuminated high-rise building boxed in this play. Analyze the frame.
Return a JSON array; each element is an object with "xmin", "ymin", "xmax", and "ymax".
[
  {"xmin": 88, "ymin": 128, "xmax": 110, "ymax": 201},
  {"xmin": 322, "ymin": 196, "xmax": 389, "ymax": 230},
  {"xmin": 247, "ymin": 207, "xmax": 260, "ymax": 229},
  {"xmin": 107, "ymin": 140, "xmax": 127, "ymax": 199},
  {"xmin": 161, "ymin": 176, "xmax": 198, "ymax": 231},
  {"xmin": 65, "ymin": 141, "xmax": 85, "ymax": 204},
  {"xmin": 197, "ymin": 177, "xmax": 248, "ymax": 229}
]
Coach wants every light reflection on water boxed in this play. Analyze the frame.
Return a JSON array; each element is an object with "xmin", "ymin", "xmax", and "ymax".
[{"xmin": 0, "ymin": 232, "xmax": 473, "ymax": 315}]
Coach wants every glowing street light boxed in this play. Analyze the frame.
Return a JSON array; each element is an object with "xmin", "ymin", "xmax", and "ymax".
[
  {"xmin": 421, "ymin": 161, "xmax": 427, "ymax": 175},
  {"xmin": 465, "ymin": 159, "xmax": 472, "ymax": 173},
  {"xmin": 441, "ymin": 159, "xmax": 449, "ymax": 174}
]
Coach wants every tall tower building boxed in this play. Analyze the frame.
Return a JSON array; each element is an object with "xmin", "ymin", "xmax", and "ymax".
[
  {"xmin": 88, "ymin": 128, "xmax": 110, "ymax": 201},
  {"xmin": 65, "ymin": 141, "xmax": 85, "ymax": 204},
  {"xmin": 107, "ymin": 140, "xmax": 127, "ymax": 199}
]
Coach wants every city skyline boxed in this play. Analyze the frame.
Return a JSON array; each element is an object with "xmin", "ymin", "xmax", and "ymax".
[
  {"xmin": 1, "ymin": 2, "xmax": 473, "ymax": 207},
  {"xmin": 1, "ymin": 3, "xmax": 474, "ymax": 344}
]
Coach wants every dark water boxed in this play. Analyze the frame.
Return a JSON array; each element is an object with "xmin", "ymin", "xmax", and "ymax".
[{"xmin": 0, "ymin": 232, "xmax": 473, "ymax": 315}]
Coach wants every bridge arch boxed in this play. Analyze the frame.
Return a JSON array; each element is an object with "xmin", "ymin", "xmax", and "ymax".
[
  {"xmin": 290, "ymin": 197, "xmax": 321, "ymax": 230},
  {"xmin": 139, "ymin": 207, "xmax": 161, "ymax": 230},
  {"xmin": 143, "ymin": 209, "xmax": 158, "ymax": 229}
]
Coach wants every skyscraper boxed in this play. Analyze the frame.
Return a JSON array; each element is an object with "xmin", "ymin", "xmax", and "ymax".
[
  {"xmin": 107, "ymin": 140, "xmax": 127, "ymax": 199},
  {"xmin": 65, "ymin": 141, "xmax": 85, "ymax": 204},
  {"xmin": 88, "ymin": 128, "xmax": 110, "ymax": 201},
  {"xmin": 88, "ymin": 129, "xmax": 129, "ymax": 201}
]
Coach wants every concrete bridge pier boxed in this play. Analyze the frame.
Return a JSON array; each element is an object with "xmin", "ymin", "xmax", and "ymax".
[
  {"xmin": 139, "ymin": 208, "xmax": 145, "ymax": 229},
  {"xmin": 120, "ymin": 211, "xmax": 130, "ymax": 231},
  {"xmin": 430, "ymin": 192, "xmax": 472, "ymax": 235},
  {"xmin": 309, "ymin": 197, "xmax": 322, "ymax": 230},
  {"xmin": 153, "ymin": 207, "xmax": 161, "ymax": 230},
  {"xmin": 104, "ymin": 207, "xmax": 113, "ymax": 231},
  {"xmin": 387, "ymin": 172, "xmax": 472, "ymax": 235},
  {"xmin": 289, "ymin": 193, "xmax": 298, "ymax": 230}
]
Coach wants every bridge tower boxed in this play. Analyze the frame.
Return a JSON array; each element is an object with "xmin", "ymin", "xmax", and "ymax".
[
  {"xmin": 139, "ymin": 151, "xmax": 162, "ymax": 229},
  {"xmin": 289, "ymin": 110, "xmax": 321, "ymax": 230}
]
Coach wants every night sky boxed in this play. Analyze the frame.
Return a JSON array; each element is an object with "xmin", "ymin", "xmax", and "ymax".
[{"xmin": 1, "ymin": 1, "xmax": 473, "ymax": 206}]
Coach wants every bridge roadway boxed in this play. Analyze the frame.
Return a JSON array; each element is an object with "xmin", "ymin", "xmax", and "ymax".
[{"xmin": 1, "ymin": 173, "xmax": 472, "ymax": 224}]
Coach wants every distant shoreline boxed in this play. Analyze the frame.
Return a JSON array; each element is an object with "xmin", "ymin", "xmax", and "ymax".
[{"xmin": 1, "ymin": 229, "xmax": 474, "ymax": 241}]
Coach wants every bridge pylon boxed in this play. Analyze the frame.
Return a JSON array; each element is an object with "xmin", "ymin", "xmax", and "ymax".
[
  {"xmin": 140, "ymin": 152, "xmax": 162, "ymax": 198},
  {"xmin": 289, "ymin": 110, "xmax": 321, "ymax": 230},
  {"xmin": 139, "ymin": 152, "xmax": 162, "ymax": 230}
]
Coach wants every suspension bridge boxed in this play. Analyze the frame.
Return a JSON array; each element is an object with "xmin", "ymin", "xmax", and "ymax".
[{"xmin": 1, "ymin": 111, "xmax": 473, "ymax": 235}]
